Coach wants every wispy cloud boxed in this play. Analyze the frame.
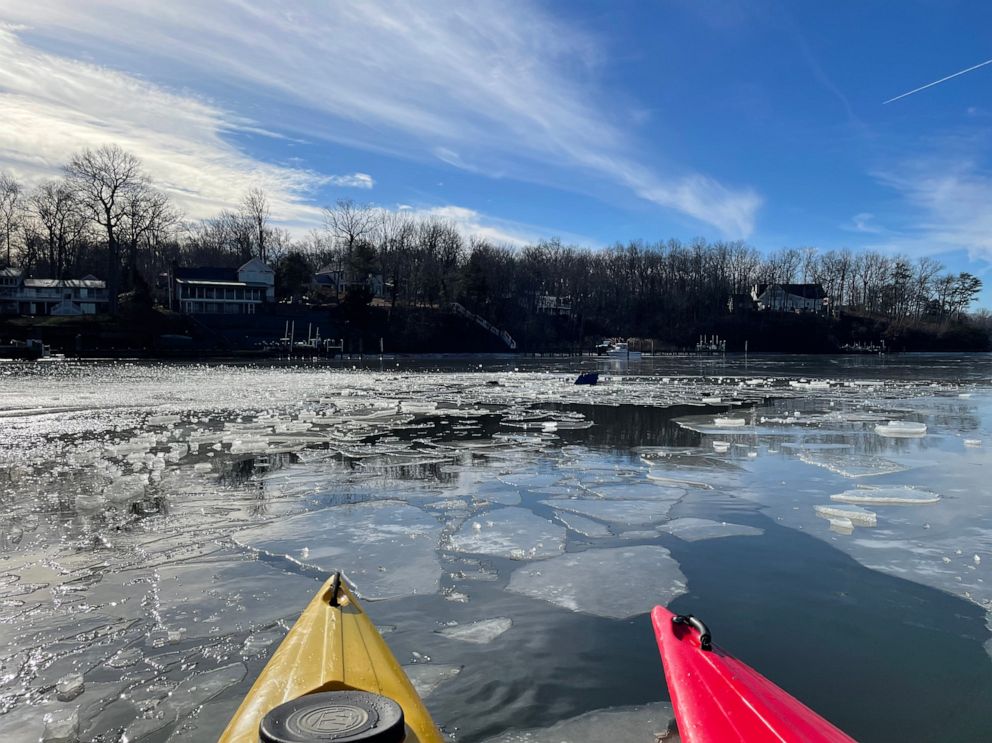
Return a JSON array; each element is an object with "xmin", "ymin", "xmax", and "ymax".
[
  {"xmin": 1, "ymin": 1, "xmax": 761, "ymax": 237},
  {"xmin": 380, "ymin": 204, "xmax": 587, "ymax": 248},
  {"xmin": 846, "ymin": 212, "xmax": 884, "ymax": 235},
  {"xmin": 325, "ymin": 173, "xmax": 375, "ymax": 189},
  {"xmin": 870, "ymin": 157, "xmax": 992, "ymax": 261},
  {"xmin": 0, "ymin": 27, "xmax": 326, "ymax": 228}
]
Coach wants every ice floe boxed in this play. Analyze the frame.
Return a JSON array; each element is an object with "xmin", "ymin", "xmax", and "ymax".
[
  {"xmin": 403, "ymin": 663, "xmax": 462, "ymax": 698},
  {"xmin": 657, "ymin": 518, "xmax": 764, "ymax": 541},
  {"xmin": 542, "ymin": 498, "xmax": 677, "ymax": 526},
  {"xmin": 437, "ymin": 617, "xmax": 512, "ymax": 644},
  {"xmin": 235, "ymin": 500, "xmax": 443, "ymax": 599},
  {"xmin": 507, "ymin": 546, "xmax": 687, "ymax": 618},
  {"xmin": 448, "ymin": 508, "xmax": 565, "ymax": 560}
]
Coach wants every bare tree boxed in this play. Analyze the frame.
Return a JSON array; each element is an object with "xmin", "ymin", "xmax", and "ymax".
[
  {"xmin": 241, "ymin": 188, "xmax": 271, "ymax": 262},
  {"xmin": 323, "ymin": 199, "xmax": 376, "ymax": 257},
  {"xmin": 65, "ymin": 145, "xmax": 148, "ymax": 309},
  {"xmin": 120, "ymin": 185, "xmax": 175, "ymax": 285},
  {"xmin": 29, "ymin": 180, "xmax": 90, "ymax": 279},
  {"xmin": 0, "ymin": 172, "xmax": 22, "ymax": 266}
]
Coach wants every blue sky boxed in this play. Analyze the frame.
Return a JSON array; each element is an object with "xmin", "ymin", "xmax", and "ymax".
[{"xmin": 2, "ymin": 1, "xmax": 992, "ymax": 305}]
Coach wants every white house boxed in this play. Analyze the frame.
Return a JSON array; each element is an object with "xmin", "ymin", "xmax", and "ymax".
[
  {"xmin": 170, "ymin": 258, "xmax": 275, "ymax": 315},
  {"xmin": 313, "ymin": 265, "xmax": 385, "ymax": 298},
  {"xmin": 0, "ymin": 267, "xmax": 109, "ymax": 315},
  {"xmin": 751, "ymin": 283, "xmax": 828, "ymax": 313}
]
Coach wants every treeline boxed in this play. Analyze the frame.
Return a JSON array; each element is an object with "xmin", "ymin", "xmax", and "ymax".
[{"xmin": 0, "ymin": 146, "xmax": 984, "ymax": 337}]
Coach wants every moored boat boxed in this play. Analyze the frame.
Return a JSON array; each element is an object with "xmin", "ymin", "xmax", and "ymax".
[
  {"xmin": 220, "ymin": 573, "xmax": 444, "ymax": 743},
  {"xmin": 606, "ymin": 342, "xmax": 642, "ymax": 359}
]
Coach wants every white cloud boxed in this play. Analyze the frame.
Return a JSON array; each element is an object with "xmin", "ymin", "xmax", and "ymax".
[
  {"xmin": 0, "ymin": 27, "xmax": 328, "ymax": 228},
  {"xmin": 417, "ymin": 205, "xmax": 538, "ymax": 247},
  {"xmin": 1, "ymin": 1, "xmax": 761, "ymax": 237},
  {"xmin": 325, "ymin": 173, "xmax": 374, "ymax": 189},
  {"xmin": 846, "ymin": 212, "xmax": 883, "ymax": 234},
  {"xmin": 869, "ymin": 158, "xmax": 992, "ymax": 261}
]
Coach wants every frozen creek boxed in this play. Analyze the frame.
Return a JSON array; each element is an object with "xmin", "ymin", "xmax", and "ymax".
[{"xmin": 0, "ymin": 355, "xmax": 990, "ymax": 742}]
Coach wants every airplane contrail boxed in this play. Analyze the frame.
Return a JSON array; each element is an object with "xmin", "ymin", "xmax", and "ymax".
[{"xmin": 884, "ymin": 57, "xmax": 992, "ymax": 104}]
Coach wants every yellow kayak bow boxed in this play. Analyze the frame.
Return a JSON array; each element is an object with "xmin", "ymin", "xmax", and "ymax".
[{"xmin": 219, "ymin": 573, "xmax": 445, "ymax": 743}]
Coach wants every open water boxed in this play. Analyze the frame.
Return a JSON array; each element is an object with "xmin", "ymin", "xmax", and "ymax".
[{"xmin": 0, "ymin": 354, "xmax": 990, "ymax": 741}]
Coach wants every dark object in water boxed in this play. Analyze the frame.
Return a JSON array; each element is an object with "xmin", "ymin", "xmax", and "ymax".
[
  {"xmin": 574, "ymin": 372, "xmax": 598, "ymax": 386},
  {"xmin": 486, "ymin": 380, "xmax": 501, "ymax": 386}
]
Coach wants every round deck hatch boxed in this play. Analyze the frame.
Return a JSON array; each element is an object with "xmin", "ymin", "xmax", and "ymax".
[{"xmin": 259, "ymin": 690, "xmax": 405, "ymax": 742}]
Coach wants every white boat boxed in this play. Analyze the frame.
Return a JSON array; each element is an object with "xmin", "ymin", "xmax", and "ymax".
[{"xmin": 606, "ymin": 342, "xmax": 641, "ymax": 359}]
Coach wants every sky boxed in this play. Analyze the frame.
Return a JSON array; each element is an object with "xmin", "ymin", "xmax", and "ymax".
[{"xmin": 2, "ymin": 1, "xmax": 992, "ymax": 305}]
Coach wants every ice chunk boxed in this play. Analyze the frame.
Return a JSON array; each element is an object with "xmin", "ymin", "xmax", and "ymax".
[
  {"xmin": 875, "ymin": 421, "xmax": 927, "ymax": 437},
  {"xmin": 481, "ymin": 702, "xmax": 675, "ymax": 742},
  {"xmin": 235, "ymin": 501, "xmax": 443, "ymax": 599},
  {"xmin": 658, "ymin": 518, "xmax": 763, "ymax": 541},
  {"xmin": 830, "ymin": 487, "xmax": 940, "ymax": 506},
  {"xmin": 814, "ymin": 504, "xmax": 877, "ymax": 527},
  {"xmin": 55, "ymin": 672, "xmax": 84, "ymax": 701},
  {"xmin": 827, "ymin": 517, "xmax": 855, "ymax": 535},
  {"xmin": 42, "ymin": 708, "xmax": 79, "ymax": 743},
  {"xmin": 541, "ymin": 498, "xmax": 675, "ymax": 526},
  {"xmin": 507, "ymin": 546, "xmax": 686, "ymax": 619},
  {"xmin": 402, "ymin": 663, "xmax": 461, "ymax": 698},
  {"xmin": 448, "ymin": 507, "xmax": 565, "ymax": 560},
  {"xmin": 965, "ymin": 439, "xmax": 982, "ymax": 447},
  {"xmin": 437, "ymin": 617, "xmax": 512, "ymax": 644},
  {"xmin": 106, "ymin": 648, "xmax": 142, "ymax": 669}
]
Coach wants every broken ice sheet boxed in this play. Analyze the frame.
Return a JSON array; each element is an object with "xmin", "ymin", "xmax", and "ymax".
[
  {"xmin": 402, "ymin": 663, "xmax": 462, "ymax": 698},
  {"xmin": 657, "ymin": 518, "xmax": 763, "ymax": 542},
  {"xmin": 481, "ymin": 701, "xmax": 675, "ymax": 743},
  {"xmin": 541, "ymin": 498, "xmax": 676, "ymax": 526},
  {"xmin": 554, "ymin": 511, "xmax": 612, "ymax": 538},
  {"xmin": 448, "ymin": 507, "xmax": 565, "ymax": 560},
  {"xmin": 234, "ymin": 500, "xmax": 443, "ymax": 599},
  {"xmin": 121, "ymin": 663, "xmax": 246, "ymax": 741},
  {"xmin": 437, "ymin": 617, "xmax": 512, "ymax": 644},
  {"xmin": 798, "ymin": 451, "xmax": 909, "ymax": 478},
  {"xmin": 507, "ymin": 546, "xmax": 686, "ymax": 618}
]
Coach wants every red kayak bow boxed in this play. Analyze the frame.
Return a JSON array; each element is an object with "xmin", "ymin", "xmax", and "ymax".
[{"xmin": 651, "ymin": 606, "xmax": 857, "ymax": 742}]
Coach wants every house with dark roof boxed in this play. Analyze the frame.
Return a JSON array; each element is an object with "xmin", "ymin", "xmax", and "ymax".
[
  {"xmin": 169, "ymin": 258, "xmax": 275, "ymax": 315},
  {"xmin": 0, "ymin": 267, "xmax": 109, "ymax": 315},
  {"xmin": 751, "ymin": 283, "xmax": 828, "ymax": 313}
]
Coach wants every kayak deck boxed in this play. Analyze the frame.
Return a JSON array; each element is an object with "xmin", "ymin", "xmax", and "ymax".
[
  {"xmin": 219, "ymin": 574, "xmax": 444, "ymax": 743},
  {"xmin": 651, "ymin": 606, "xmax": 857, "ymax": 743}
]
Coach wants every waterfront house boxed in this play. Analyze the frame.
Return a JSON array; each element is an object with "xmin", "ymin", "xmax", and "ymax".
[
  {"xmin": 0, "ymin": 267, "xmax": 109, "ymax": 315},
  {"xmin": 169, "ymin": 258, "xmax": 275, "ymax": 315},
  {"xmin": 751, "ymin": 283, "xmax": 828, "ymax": 313},
  {"xmin": 313, "ymin": 265, "xmax": 385, "ymax": 299}
]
